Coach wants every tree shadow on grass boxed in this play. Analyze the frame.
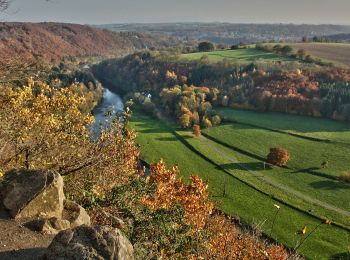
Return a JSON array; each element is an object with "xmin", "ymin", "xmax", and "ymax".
[
  {"xmin": 289, "ymin": 167, "xmax": 337, "ymax": 181},
  {"xmin": 330, "ymin": 252, "xmax": 350, "ymax": 260},
  {"xmin": 155, "ymin": 136, "xmax": 190, "ymax": 142},
  {"xmin": 310, "ymin": 180, "xmax": 350, "ymax": 190},
  {"xmin": 218, "ymin": 162, "xmax": 272, "ymax": 171}
]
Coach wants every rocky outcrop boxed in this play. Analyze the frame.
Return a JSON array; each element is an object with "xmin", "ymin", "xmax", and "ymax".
[
  {"xmin": 46, "ymin": 225, "xmax": 134, "ymax": 260},
  {"xmin": 62, "ymin": 200, "xmax": 91, "ymax": 229},
  {"xmin": 1, "ymin": 169, "xmax": 134, "ymax": 258},
  {"xmin": 28, "ymin": 200, "xmax": 91, "ymax": 235},
  {"xmin": 0, "ymin": 169, "xmax": 64, "ymax": 220},
  {"xmin": 0, "ymin": 169, "xmax": 90, "ymax": 234}
]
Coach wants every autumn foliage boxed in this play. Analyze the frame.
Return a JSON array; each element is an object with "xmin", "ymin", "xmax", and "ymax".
[
  {"xmin": 0, "ymin": 81, "xmax": 139, "ymax": 203},
  {"xmin": 267, "ymin": 147, "xmax": 291, "ymax": 167},
  {"xmin": 0, "ymin": 79, "xmax": 292, "ymax": 259},
  {"xmin": 205, "ymin": 213, "xmax": 288, "ymax": 260},
  {"xmin": 193, "ymin": 124, "xmax": 201, "ymax": 137},
  {"xmin": 142, "ymin": 160, "xmax": 213, "ymax": 231}
]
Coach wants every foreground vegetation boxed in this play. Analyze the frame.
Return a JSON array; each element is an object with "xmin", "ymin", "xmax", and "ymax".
[
  {"xmin": 0, "ymin": 79, "xmax": 298, "ymax": 259},
  {"xmin": 130, "ymin": 110, "xmax": 350, "ymax": 259}
]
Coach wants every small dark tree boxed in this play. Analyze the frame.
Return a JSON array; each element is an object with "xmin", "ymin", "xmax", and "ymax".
[
  {"xmin": 280, "ymin": 45, "xmax": 293, "ymax": 55},
  {"xmin": 302, "ymin": 36, "xmax": 308, "ymax": 43},
  {"xmin": 267, "ymin": 147, "xmax": 291, "ymax": 167},
  {"xmin": 230, "ymin": 45, "xmax": 239, "ymax": 50},
  {"xmin": 321, "ymin": 160, "xmax": 329, "ymax": 169},
  {"xmin": 198, "ymin": 42, "xmax": 215, "ymax": 52}
]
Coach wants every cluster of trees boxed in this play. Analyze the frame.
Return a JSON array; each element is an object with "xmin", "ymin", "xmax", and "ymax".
[
  {"xmin": 160, "ymin": 84, "xmax": 221, "ymax": 129},
  {"xmin": 94, "ymin": 51, "xmax": 350, "ymax": 122},
  {"xmin": 256, "ymin": 44, "xmax": 333, "ymax": 65},
  {"xmin": 256, "ymin": 43, "xmax": 293, "ymax": 56}
]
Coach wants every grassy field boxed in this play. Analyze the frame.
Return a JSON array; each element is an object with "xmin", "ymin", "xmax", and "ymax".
[
  {"xmin": 181, "ymin": 48, "xmax": 296, "ymax": 63},
  {"xmin": 289, "ymin": 43, "xmax": 350, "ymax": 67},
  {"xmin": 218, "ymin": 108, "xmax": 350, "ymax": 144},
  {"xmin": 129, "ymin": 110, "xmax": 350, "ymax": 259}
]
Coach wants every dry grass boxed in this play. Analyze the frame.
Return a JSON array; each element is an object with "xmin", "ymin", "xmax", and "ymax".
[{"xmin": 289, "ymin": 43, "xmax": 350, "ymax": 67}]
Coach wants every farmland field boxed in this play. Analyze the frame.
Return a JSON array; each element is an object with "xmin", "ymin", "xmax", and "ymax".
[
  {"xmin": 129, "ymin": 110, "xmax": 350, "ymax": 259},
  {"xmin": 289, "ymin": 42, "xmax": 350, "ymax": 67},
  {"xmin": 218, "ymin": 108, "xmax": 350, "ymax": 144},
  {"xmin": 181, "ymin": 48, "xmax": 296, "ymax": 63}
]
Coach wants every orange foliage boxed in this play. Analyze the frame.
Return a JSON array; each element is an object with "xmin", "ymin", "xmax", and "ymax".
[
  {"xmin": 193, "ymin": 124, "xmax": 201, "ymax": 137},
  {"xmin": 267, "ymin": 147, "xmax": 291, "ymax": 167},
  {"xmin": 142, "ymin": 160, "xmax": 213, "ymax": 231},
  {"xmin": 205, "ymin": 214, "xmax": 288, "ymax": 260}
]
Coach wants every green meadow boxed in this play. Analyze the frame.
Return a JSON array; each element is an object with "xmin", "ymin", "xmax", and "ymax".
[
  {"xmin": 181, "ymin": 48, "xmax": 296, "ymax": 63},
  {"xmin": 129, "ymin": 110, "xmax": 350, "ymax": 260}
]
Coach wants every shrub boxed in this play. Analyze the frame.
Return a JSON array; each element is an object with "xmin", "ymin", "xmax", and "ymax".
[
  {"xmin": 339, "ymin": 172, "xmax": 350, "ymax": 183},
  {"xmin": 193, "ymin": 124, "xmax": 201, "ymax": 137},
  {"xmin": 198, "ymin": 41, "xmax": 215, "ymax": 52},
  {"xmin": 211, "ymin": 115, "xmax": 221, "ymax": 126},
  {"xmin": 202, "ymin": 118, "xmax": 213, "ymax": 128},
  {"xmin": 267, "ymin": 147, "xmax": 291, "ymax": 166}
]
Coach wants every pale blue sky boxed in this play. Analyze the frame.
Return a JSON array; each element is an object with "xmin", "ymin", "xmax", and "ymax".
[{"xmin": 2, "ymin": 0, "xmax": 350, "ymax": 25}]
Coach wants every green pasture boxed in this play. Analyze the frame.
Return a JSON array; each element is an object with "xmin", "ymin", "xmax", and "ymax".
[
  {"xmin": 129, "ymin": 110, "xmax": 350, "ymax": 259},
  {"xmin": 181, "ymin": 48, "xmax": 296, "ymax": 63}
]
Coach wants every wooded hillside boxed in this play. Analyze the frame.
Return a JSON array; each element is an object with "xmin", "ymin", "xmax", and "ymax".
[{"xmin": 0, "ymin": 22, "xmax": 177, "ymax": 62}]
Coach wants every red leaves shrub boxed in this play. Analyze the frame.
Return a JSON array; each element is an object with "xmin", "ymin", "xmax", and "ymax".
[
  {"xmin": 205, "ymin": 213, "xmax": 289, "ymax": 259},
  {"xmin": 142, "ymin": 160, "xmax": 213, "ymax": 231},
  {"xmin": 267, "ymin": 147, "xmax": 291, "ymax": 166}
]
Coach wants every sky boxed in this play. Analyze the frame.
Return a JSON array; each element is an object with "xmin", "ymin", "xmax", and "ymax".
[{"xmin": 2, "ymin": 0, "xmax": 350, "ymax": 25}]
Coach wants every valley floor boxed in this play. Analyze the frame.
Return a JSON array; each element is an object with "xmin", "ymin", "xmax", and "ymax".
[{"xmin": 129, "ymin": 109, "xmax": 350, "ymax": 260}]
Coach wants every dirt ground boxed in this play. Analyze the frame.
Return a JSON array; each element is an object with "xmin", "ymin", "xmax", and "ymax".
[{"xmin": 0, "ymin": 205, "xmax": 54, "ymax": 260}]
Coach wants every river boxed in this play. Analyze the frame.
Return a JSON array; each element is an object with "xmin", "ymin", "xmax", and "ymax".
[{"xmin": 92, "ymin": 88, "xmax": 124, "ymax": 135}]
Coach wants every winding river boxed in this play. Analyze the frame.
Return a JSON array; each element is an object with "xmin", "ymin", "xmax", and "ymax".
[{"xmin": 92, "ymin": 88, "xmax": 124, "ymax": 135}]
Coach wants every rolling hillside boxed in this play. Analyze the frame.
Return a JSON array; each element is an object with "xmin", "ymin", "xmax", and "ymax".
[
  {"xmin": 289, "ymin": 43, "xmax": 350, "ymax": 67},
  {"xmin": 0, "ymin": 22, "xmax": 177, "ymax": 62}
]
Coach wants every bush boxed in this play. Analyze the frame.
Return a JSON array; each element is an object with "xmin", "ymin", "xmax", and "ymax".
[
  {"xmin": 339, "ymin": 172, "xmax": 350, "ymax": 183},
  {"xmin": 267, "ymin": 147, "xmax": 291, "ymax": 166},
  {"xmin": 193, "ymin": 124, "xmax": 201, "ymax": 137},
  {"xmin": 211, "ymin": 115, "xmax": 221, "ymax": 126},
  {"xmin": 198, "ymin": 42, "xmax": 215, "ymax": 52}
]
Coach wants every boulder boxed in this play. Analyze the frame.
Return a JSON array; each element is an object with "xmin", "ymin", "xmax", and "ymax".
[
  {"xmin": 62, "ymin": 199, "xmax": 91, "ymax": 228},
  {"xmin": 46, "ymin": 225, "xmax": 134, "ymax": 260},
  {"xmin": 1, "ymin": 169, "xmax": 65, "ymax": 219},
  {"xmin": 26, "ymin": 200, "xmax": 91, "ymax": 234},
  {"xmin": 27, "ymin": 217, "xmax": 71, "ymax": 235}
]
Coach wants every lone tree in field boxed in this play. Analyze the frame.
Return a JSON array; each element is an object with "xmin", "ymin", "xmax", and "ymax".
[
  {"xmin": 267, "ymin": 147, "xmax": 291, "ymax": 166},
  {"xmin": 198, "ymin": 42, "xmax": 215, "ymax": 52},
  {"xmin": 193, "ymin": 124, "xmax": 201, "ymax": 137}
]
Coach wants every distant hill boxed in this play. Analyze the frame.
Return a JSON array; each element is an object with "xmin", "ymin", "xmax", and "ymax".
[
  {"xmin": 97, "ymin": 23, "xmax": 350, "ymax": 44},
  {"xmin": 0, "ymin": 22, "xmax": 178, "ymax": 62}
]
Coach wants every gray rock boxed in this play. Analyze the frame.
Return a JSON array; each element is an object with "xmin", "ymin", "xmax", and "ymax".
[
  {"xmin": 1, "ymin": 169, "xmax": 65, "ymax": 219},
  {"xmin": 27, "ymin": 217, "xmax": 71, "ymax": 235},
  {"xmin": 46, "ymin": 225, "xmax": 134, "ymax": 260},
  {"xmin": 62, "ymin": 199, "xmax": 91, "ymax": 228}
]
